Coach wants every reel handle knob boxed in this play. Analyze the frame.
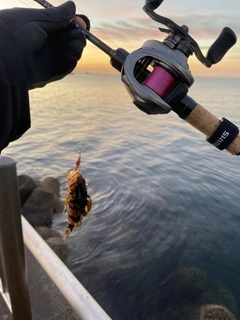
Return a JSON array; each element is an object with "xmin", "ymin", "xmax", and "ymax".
[
  {"xmin": 207, "ymin": 27, "xmax": 237, "ymax": 64},
  {"xmin": 145, "ymin": 0, "xmax": 164, "ymax": 10}
]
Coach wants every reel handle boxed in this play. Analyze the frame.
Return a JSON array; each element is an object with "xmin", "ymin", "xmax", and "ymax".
[{"xmin": 185, "ymin": 103, "xmax": 240, "ymax": 155}]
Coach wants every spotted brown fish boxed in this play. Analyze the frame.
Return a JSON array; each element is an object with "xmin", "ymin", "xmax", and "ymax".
[{"xmin": 63, "ymin": 164, "xmax": 92, "ymax": 240}]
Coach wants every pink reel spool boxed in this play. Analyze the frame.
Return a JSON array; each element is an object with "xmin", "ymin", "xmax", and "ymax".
[{"xmin": 144, "ymin": 65, "xmax": 176, "ymax": 98}]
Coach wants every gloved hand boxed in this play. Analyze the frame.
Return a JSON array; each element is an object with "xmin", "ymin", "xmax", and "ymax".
[{"xmin": 0, "ymin": 1, "xmax": 90, "ymax": 89}]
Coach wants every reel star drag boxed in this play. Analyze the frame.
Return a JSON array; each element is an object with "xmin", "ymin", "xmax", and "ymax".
[{"xmin": 35, "ymin": 0, "xmax": 240, "ymax": 155}]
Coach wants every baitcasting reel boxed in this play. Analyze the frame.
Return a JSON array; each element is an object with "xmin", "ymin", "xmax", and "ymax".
[
  {"xmin": 35, "ymin": 0, "xmax": 240, "ymax": 156},
  {"xmin": 120, "ymin": 0, "xmax": 237, "ymax": 115},
  {"xmin": 35, "ymin": 0, "xmax": 236, "ymax": 115}
]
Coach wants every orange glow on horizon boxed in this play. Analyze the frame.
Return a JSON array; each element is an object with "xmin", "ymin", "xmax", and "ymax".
[{"xmin": 77, "ymin": 45, "xmax": 240, "ymax": 78}]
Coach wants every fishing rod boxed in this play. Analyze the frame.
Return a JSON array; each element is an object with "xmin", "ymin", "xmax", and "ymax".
[{"xmin": 34, "ymin": 0, "xmax": 240, "ymax": 155}]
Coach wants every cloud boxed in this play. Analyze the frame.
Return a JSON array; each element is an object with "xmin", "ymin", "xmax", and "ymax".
[{"xmin": 92, "ymin": 12, "xmax": 240, "ymax": 51}]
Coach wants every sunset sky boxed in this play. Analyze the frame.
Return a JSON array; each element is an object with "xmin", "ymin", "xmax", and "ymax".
[{"xmin": 1, "ymin": 0, "xmax": 240, "ymax": 77}]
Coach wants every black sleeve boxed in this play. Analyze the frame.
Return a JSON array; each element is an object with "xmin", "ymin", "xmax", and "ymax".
[{"xmin": 0, "ymin": 19, "xmax": 30, "ymax": 152}]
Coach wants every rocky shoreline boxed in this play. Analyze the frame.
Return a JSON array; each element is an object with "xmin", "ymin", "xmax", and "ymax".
[
  {"xmin": 19, "ymin": 175, "xmax": 68, "ymax": 261},
  {"xmin": 18, "ymin": 175, "xmax": 238, "ymax": 320}
]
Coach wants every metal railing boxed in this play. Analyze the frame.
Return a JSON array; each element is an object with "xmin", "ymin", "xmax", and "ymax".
[
  {"xmin": 0, "ymin": 155, "xmax": 111, "ymax": 320},
  {"xmin": 0, "ymin": 155, "xmax": 32, "ymax": 319}
]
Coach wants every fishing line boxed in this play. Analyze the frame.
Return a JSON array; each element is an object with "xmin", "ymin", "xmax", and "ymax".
[
  {"xmin": 17, "ymin": 0, "xmax": 171, "ymax": 102},
  {"xmin": 75, "ymin": 4, "xmax": 119, "ymax": 50},
  {"xmin": 18, "ymin": 0, "xmax": 31, "ymax": 7},
  {"xmin": 76, "ymin": 59, "xmax": 84, "ymax": 169},
  {"xmin": 19, "ymin": 0, "xmax": 119, "ymax": 49},
  {"xmin": 17, "ymin": 0, "xmax": 85, "ymax": 172}
]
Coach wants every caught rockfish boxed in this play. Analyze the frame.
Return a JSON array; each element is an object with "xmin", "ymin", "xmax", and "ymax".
[{"xmin": 63, "ymin": 162, "xmax": 92, "ymax": 240}]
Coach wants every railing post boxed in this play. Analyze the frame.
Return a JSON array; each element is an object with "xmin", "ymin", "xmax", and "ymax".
[{"xmin": 0, "ymin": 155, "xmax": 32, "ymax": 319}]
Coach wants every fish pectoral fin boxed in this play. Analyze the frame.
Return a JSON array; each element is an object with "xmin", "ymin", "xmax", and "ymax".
[
  {"xmin": 62, "ymin": 205, "xmax": 68, "ymax": 214},
  {"xmin": 63, "ymin": 228, "xmax": 71, "ymax": 240}
]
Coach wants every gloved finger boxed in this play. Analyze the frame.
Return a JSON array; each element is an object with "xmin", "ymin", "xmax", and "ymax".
[
  {"xmin": 36, "ymin": 1, "xmax": 77, "ymax": 33},
  {"xmin": 15, "ymin": 23, "xmax": 49, "ymax": 54},
  {"xmin": 63, "ymin": 39, "xmax": 85, "ymax": 60},
  {"xmin": 54, "ymin": 27, "xmax": 86, "ymax": 51},
  {"xmin": 0, "ymin": 1, "xmax": 76, "ymax": 33},
  {"xmin": 32, "ymin": 50, "xmax": 78, "ymax": 89},
  {"xmin": 65, "ymin": 28, "xmax": 86, "ymax": 46},
  {"xmin": 52, "ymin": 52, "xmax": 78, "ymax": 80},
  {"xmin": 49, "ymin": 27, "xmax": 85, "ymax": 63}
]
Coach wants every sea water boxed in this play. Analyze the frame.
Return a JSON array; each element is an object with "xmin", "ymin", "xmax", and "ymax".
[{"xmin": 4, "ymin": 74, "xmax": 240, "ymax": 319}]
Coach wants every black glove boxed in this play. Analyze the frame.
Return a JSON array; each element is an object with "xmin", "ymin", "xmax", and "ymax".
[{"xmin": 0, "ymin": 1, "xmax": 90, "ymax": 89}]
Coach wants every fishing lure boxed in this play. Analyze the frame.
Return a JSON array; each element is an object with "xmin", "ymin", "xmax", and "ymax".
[{"xmin": 63, "ymin": 152, "xmax": 92, "ymax": 240}]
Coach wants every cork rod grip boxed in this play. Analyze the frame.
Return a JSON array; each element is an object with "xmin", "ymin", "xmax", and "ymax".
[{"xmin": 185, "ymin": 103, "xmax": 240, "ymax": 155}]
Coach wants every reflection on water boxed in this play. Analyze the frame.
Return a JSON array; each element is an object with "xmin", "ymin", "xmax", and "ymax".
[{"xmin": 4, "ymin": 75, "xmax": 240, "ymax": 319}]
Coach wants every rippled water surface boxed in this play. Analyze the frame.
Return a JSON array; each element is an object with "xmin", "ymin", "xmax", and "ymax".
[{"xmin": 4, "ymin": 75, "xmax": 240, "ymax": 319}]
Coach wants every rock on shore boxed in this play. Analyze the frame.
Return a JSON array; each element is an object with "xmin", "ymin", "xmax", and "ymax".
[
  {"xmin": 36, "ymin": 226, "xmax": 68, "ymax": 261},
  {"xmin": 18, "ymin": 175, "xmax": 68, "ymax": 261}
]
